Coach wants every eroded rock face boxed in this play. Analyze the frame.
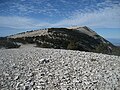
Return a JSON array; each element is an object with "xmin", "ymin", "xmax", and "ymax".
[{"xmin": 0, "ymin": 45, "xmax": 120, "ymax": 90}]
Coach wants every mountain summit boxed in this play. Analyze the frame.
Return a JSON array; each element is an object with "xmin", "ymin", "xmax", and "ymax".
[
  {"xmin": 8, "ymin": 26, "xmax": 114, "ymax": 53},
  {"xmin": 67, "ymin": 26, "xmax": 97, "ymax": 37}
]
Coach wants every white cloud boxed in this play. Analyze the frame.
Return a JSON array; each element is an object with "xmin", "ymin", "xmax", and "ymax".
[
  {"xmin": 0, "ymin": 4, "xmax": 120, "ymax": 31},
  {"xmin": 51, "ymin": 5, "xmax": 120, "ymax": 28},
  {"xmin": 0, "ymin": 0, "xmax": 57, "ymax": 16},
  {"xmin": 0, "ymin": 16, "xmax": 50, "ymax": 29},
  {"xmin": 0, "ymin": 1, "xmax": 120, "ymax": 30},
  {"xmin": 21, "ymin": 0, "xmax": 26, "ymax": 1}
]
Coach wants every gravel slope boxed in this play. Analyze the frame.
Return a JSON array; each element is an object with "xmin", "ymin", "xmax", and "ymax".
[{"xmin": 0, "ymin": 45, "xmax": 120, "ymax": 90}]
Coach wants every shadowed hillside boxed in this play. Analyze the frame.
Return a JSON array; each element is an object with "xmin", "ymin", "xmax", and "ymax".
[{"xmin": 4, "ymin": 26, "xmax": 120, "ymax": 55}]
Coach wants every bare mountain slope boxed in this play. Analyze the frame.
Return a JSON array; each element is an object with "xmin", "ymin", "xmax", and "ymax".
[
  {"xmin": 8, "ymin": 26, "xmax": 99, "ymax": 39},
  {"xmin": 8, "ymin": 29, "xmax": 48, "ymax": 38},
  {"xmin": 7, "ymin": 26, "xmax": 114, "ymax": 53},
  {"xmin": 67, "ymin": 26, "xmax": 97, "ymax": 37}
]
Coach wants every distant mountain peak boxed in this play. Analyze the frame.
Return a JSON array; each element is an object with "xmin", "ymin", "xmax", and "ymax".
[
  {"xmin": 7, "ymin": 26, "xmax": 114, "ymax": 52},
  {"xmin": 67, "ymin": 26, "xmax": 97, "ymax": 38},
  {"xmin": 1, "ymin": 26, "xmax": 119, "ymax": 55}
]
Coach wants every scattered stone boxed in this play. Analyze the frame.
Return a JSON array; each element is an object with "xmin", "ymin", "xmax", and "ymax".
[
  {"xmin": 14, "ymin": 75, "xmax": 19, "ymax": 80},
  {"xmin": 39, "ymin": 58, "xmax": 50, "ymax": 64},
  {"xmin": 23, "ymin": 85, "xmax": 29, "ymax": 90},
  {"xmin": 0, "ymin": 46, "xmax": 120, "ymax": 90},
  {"xmin": 91, "ymin": 58, "xmax": 97, "ymax": 61}
]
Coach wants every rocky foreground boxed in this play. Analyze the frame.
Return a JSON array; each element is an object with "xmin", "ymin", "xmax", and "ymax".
[{"xmin": 0, "ymin": 45, "xmax": 120, "ymax": 90}]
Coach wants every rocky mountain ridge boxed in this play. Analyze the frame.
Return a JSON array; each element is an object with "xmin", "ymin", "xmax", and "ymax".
[
  {"xmin": 7, "ymin": 26, "xmax": 113, "ymax": 52},
  {"xmin": 8, "ymin": 26, "xmax": 104, "ymax": 40}
]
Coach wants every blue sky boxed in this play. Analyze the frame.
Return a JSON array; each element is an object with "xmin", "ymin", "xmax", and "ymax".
[{"xmin": 0, "ymin": 0, "xmax": 120, "ymax": 39}]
